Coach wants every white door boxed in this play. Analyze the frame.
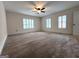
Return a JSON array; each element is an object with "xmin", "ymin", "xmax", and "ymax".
[{"xmin": 73, "ymin": 11, "xmax": 79, "ymax": 35}]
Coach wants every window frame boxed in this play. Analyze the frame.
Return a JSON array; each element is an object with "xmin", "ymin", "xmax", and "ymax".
[
  {"xmin": 58, "ymin": 15, "xmax": 67, "ymax": 29},
  {"xmin": 23, "ymin": 18, "xmax": 34, "ymax": 29},
  {"xmin": 46, "ymin": 18, "xmax": 52, "ymax": 29}
]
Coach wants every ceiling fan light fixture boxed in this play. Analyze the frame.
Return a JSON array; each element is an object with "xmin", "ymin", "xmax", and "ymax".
[{"xmin": 37, "ymin": 10, "xmax": 41, "ymax": 13}]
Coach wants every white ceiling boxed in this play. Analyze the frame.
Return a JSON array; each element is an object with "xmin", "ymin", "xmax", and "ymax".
[{"xmin": 3, "ymin": 1, "xmax": 79, "ymax": 17}]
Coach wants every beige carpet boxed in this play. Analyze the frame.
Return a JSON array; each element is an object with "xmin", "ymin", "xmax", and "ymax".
[{"xmin": 2, "ymin": 32, "xmax": 79, "ymax": 58}]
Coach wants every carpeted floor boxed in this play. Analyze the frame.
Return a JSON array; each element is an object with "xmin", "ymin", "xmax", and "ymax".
[{"xmin": 2, "ymin": 32, "xmax": 79, "ymax": 58}]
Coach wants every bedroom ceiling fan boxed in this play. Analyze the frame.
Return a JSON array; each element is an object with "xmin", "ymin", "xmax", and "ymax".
[{"xmin": 32, "ymin": 7, "xmax": 45, "ymax": 14}]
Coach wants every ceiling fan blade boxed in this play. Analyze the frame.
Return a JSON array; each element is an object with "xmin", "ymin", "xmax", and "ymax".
[
  {"xmin": 41, "ymin": 11, "xmax": 45, "ymax": 13},
  {"xmin": 34, "ymin": 7, "xmax": 40, "ymax": 10},
  {"xmin": 41, "ymin": 8, "xmax": 45, "ymax": 10},
  {"xmin": 35, "ymin": 7, "xmax": 38, "ymax": 10}
]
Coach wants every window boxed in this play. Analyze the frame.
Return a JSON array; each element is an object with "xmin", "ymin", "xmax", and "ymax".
[
  {"xmin": 46, "ymin": 18, "xmax": 51, "ymax": 28},
  {"xmin": 23, "ymin": 18, "xmax": 34, "ymax": 29},
  {"xmin": 58, "ymin": 15, "xmax": 67, "ymax": 29}
]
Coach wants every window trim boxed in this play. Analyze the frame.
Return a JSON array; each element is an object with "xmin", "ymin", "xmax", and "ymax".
[
  {"xmin": 23, "ymin": 18, "xmax": 34, "ymax": 29},
  {"xmin": 46, "ymin": 18, "xmax": 52, "ymax": 29},
  {"xmin": 58, "ymin": 15, "xmax": 67, "ymax": 29}
]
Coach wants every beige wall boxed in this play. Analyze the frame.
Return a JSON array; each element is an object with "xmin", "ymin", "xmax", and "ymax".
[
  {"xmin": 73, "ymin": 9, "xmax": 79, "ymax": 35},
  {"xmin": 6, "ymin": 11, "xmax": 41, "ymax": 35},
  {"xmin": 42, "ymin": 9, "xmax": 73, "ymax": 34},
  {"xmin": 6, "ymin": 6, "xmax": 79, "ymax": 35},
  {"xmin": 0, "ymin": 2, "xmax": 7, "ymax": 55}
]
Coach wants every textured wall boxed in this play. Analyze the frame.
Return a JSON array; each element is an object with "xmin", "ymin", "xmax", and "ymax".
[
  {"xmin": 41, "ymin": 9, "xmax": 73, "ymax": 34},
  {"xmin": 6, "ymin": 11, "xmax": 40, "ymax": 35},
  {"xmin": 0, "ymin": 2, "xmax": 7, "ymax": 55}
]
